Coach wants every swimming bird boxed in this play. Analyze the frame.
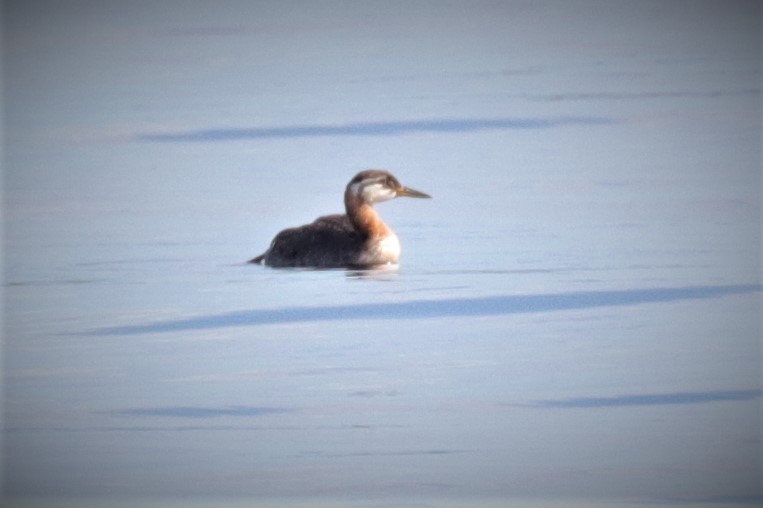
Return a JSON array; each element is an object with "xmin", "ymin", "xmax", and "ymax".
[{"xmin": 250, "ymin": 169, "xmax": 431, "ymax": 268}]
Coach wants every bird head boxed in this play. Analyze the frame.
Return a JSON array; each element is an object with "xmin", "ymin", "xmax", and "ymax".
[{"xmin": 347, "ymin": 169, "xmax": 431, "ymax": 204}]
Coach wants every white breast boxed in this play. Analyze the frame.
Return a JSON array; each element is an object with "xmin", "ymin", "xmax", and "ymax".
[
  {"xmin": 378, "ymin": 233, "xmax": 401, "ymax": 261},
  {"xmin": 358, "ymin": 233, "xmax": 400, "ymax": 266}
]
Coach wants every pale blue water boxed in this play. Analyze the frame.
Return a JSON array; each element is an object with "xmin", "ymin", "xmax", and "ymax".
[{"xmin": 3, "ymin": 2, "xmax": 761, "ymax": 507}]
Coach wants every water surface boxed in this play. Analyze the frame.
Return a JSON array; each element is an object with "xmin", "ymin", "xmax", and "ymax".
[{"xmin": 4, "ymin": 1, "xmax": 761, "ymax": 507}]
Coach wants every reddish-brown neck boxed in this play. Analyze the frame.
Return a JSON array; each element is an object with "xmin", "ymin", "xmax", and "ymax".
[{"xmin": 345, "ymin": 189, "xmax": 391, "ymax": 239}]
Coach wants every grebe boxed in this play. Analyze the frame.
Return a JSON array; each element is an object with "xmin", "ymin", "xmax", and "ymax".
[{"xmin": 250, "ymin": 170, "xmax": 431, "ymax": 268}]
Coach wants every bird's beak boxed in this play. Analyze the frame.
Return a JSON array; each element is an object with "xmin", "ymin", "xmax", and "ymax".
[{"xmin": 396, "ymin": 186, "xmax": 431, "ymax": 199}]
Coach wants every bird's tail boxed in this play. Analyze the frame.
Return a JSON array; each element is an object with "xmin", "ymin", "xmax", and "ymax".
[{"xmin": 249, "ymin": 253, "xmax": 265, "ymax": 264}]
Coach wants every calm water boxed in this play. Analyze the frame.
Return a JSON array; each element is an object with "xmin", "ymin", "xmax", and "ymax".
[{"xmin": 4, "ymin": 2, "xmax": 761, "ymax": 507}]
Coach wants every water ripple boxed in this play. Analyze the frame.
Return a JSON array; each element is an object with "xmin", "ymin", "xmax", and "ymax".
[
  {"xmin": 528, "ymin": 389, "xmax": 763, "ymax": 409},
  {"xmin": 89, "ymin": 283, "xmax": 761, "ymax": 336},
  {"xmin": 134, "ymin": 116, "xmax": 614, "ymax": 142}
]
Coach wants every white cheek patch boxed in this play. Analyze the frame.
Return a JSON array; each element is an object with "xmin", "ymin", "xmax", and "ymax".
[
  {"xmin": 349, "ymin": 182, "xmax": 363, "ymax": 196},
  {"xmin": 363, "ymin": 183, "xmax": 396, "ymax": 202},
  {"xmin": 362, "ymin": 183, "xmax": 383, "ymax": 199}
]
